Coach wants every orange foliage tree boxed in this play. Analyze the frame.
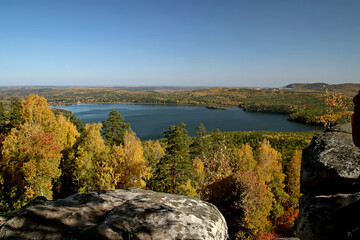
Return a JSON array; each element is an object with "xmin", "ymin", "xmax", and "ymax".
[{"xmin": 207, "ymin": 171, "xmax": 273, "ymax": 240}]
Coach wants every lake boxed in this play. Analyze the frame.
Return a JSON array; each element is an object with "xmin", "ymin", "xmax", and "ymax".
[{"xmin": 55, "ymin": 103, "xmax": 323, "ymax": 140}]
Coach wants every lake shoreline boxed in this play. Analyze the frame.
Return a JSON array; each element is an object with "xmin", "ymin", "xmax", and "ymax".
[
  {"xmin": 55, "ymin": 103, "xmax": 323, "ymax": 140},
  {"xmin": 52, "ymin": 101, "xmax": 323, "ymax": 127}
]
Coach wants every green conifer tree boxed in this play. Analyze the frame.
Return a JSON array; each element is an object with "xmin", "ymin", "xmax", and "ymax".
[
  {"xmin": 6, "ymin": 98, "xmax": 21, "ymax": 132},
  {"xmin": 191, "ymin": 123, "xmax": 208, "ymax": 158},
  {"xmin": 195, "ymin": 123, "xmax": 208, "ymax": 138},
  {"xmin": 0, "ymin": 102, "xmax": 6, "ymax": 134},
  {"xmin": 102, "ymin": 109, "xmax": 130, "ymax": 146},
  {"xmin": 153, "ymin": 122, "xmax": 193, "ymax": 194}
]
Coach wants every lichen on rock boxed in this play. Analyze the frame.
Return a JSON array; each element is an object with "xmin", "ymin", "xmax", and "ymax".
[{"xmin": 0, "ymin": 189, "xmax": 228, "ymax": 240}]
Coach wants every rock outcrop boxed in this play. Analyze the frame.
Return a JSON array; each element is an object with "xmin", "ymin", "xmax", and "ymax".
[
  {"xmin": 296, "ymin": 123, "xmax": 360, "ymax": 240},
  {"xmin": 0, "ymin": 189, "xmax": 228, "ymax": 240}
]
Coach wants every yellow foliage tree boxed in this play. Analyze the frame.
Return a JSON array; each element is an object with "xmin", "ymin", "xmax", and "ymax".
[
  {"xmin": 142, "ymin": 140, "xmax": 165, "ymax": 190},
  {"xmin": 275, "ymin": 150, "xmax": 303, "ymax": 236},
  {"xmin": 56, "ymin": 114, "xmax": 80, "ymax": 149},
  {"xmin": 114, "ymin": 130, "xmax": 151, "ymax": 189},
  {"xmin": 190, "ymin": 156, "xmax": 206, "ymax": 198},
  {"xmin": 1, "ymin": 123, "xmax": 61, "ymax": 206},
  {"xmin": 203, "ymin": 144, "xmax": 232, "ymax": 184},
  {"xmin": 231, "ymin": 143, "xmax": 256, "ymax": 173},
  {"xmin": 193, "ymin": 156, "xmax": 205, "ymax": 181},
  {"xmin": 319, "ymin": 90, "xmax": 352, "ymax": 129},
  {"xmin": 255, "ymin": 139, "xmax": 282, "ymax": 183},
  {"xmin": 54, "ymin": 114, "xmax": 80, "ymax": 197},
  {"xmin": 20, "ymin": 94, "xmax": 59, "ymax": 134},
  {"xmin": 97, "ymin": 146, "xmax": 122, "ymax": 190},
  {"xmin": 255, "ymin": 139, "xmax": 288, "ymax": 222},
  {"xmin": 286, "ymin": 150, "xmax": 302, "ymax": 209},
  {"xmin": 142, "ymin": 140, "xmax": 165, "ymax": 172},
  {"xmin": 180, "ymin": 179, "xmax": 199, "ymax": 198},
  {"xmin": 75, "ymin": 122, "xmax": 108, "ymax": 192}
]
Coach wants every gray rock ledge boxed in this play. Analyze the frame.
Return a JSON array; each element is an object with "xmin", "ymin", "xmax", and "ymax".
[
  {"xmin": 0, "ymin": 189, "xmax": 228, "ymax": 240},
  {"xmin": 301, "ymin": 123, "xmax": 360, "ymax": 195}
]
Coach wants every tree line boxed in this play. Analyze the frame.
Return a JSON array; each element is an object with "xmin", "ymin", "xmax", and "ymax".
[{"xmin": 0, "ymin": 94, "xmax": 316, "ymax": 239}]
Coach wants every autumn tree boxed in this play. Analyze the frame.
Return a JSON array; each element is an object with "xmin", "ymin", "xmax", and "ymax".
[
  {"xmin": 207, "ymin": 171, "xmax": 273, "ymax": 240},
  {"xmin": 152, "ymin": 123, "xmax": 193, "ymax": 195},
  {"xmin": 276, "ymin": 150, "xmax": 302, "ymax": 236},
  {"xmin": 0, "ymin": 123, "xmax": 62, "ymax": 210},
  {"xmin": 20, "ymin": 94, "xmax": 58, "ymax": 134},
  {"xmin": 75, "ymin": 122, "xmax": 108, "ymax": 192},
  {"xmin": 95, "ymin": 130, "xmax": 152, "ymax": 190},
  {"xmin": 55, "ymin": 115, "xmax": 80, "ymax": 150},
  {"xmin": 320, "ymin": 90, "xmax": 352, "ymax": 129},
  {"xmin": 53, "ymin": 115, "xmax": 80, "ymax": 198},
  {"xmin": 142, "ymin": 140, "xmax": 165, "ymax": 190},
  {"xmin": 285, "ymin": 150, "xmax": 302, "ymax": 209},
  {"xmin": 102, "ymin": 109, "xmax": 130, "ymax": 146},
  {"xmin": 231, "ymin": 143, "xmax": 256, "ymax": 173},
  {"xmin": 114, "ymin": 129, "xmax": 151, "ymax": 189},
  {"xmin": 255, "ymin": 139, "xmax": 288, "ymax": 227},
  {"xmin": 191, "ymin": 156, "xmax": 206, "ymax": 198},
  {"xmin": 98, "ymin": 145, "xmax": 122, "ymax": 190},
  {"xmin": 53, "ymin": 108, "xmax": 84, "ymax": 133},
  {"xmin": 202, "ymin": 129, "xmax": 232, "ymax": 187}
]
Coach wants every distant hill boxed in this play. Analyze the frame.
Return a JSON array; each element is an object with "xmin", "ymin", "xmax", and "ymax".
[{"xmin": 284, "ymin": 83, "xmax": 360, "ymax": 96}]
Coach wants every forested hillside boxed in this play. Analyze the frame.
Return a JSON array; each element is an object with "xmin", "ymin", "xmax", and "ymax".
[
  {"xmin": 0, "ymin": 94, "xmax": 321, "ymax": 239},
  {"xmin": 285, "ymin": 82, "xmax": 360, "ymax": 96}
]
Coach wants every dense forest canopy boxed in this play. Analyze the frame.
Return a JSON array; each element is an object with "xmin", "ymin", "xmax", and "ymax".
[{"xmin": 0, "ymin": 84, "xmax": 356, "ymax": 239}]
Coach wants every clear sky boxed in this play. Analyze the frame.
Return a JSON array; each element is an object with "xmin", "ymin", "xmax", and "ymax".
[{"xmin": 0, "ymin": 0, "xmax": 359, "ymax": 87}]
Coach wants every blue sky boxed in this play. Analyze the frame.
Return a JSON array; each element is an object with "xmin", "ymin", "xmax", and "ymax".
[{"xmin": 0, "ymin": 0, "xmax": 359, "ymax": 87}]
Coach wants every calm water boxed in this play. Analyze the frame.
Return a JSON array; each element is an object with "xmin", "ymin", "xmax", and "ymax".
[{"xmin": 55, "ymin": 104, "xmax": 322, "ymax": 140}]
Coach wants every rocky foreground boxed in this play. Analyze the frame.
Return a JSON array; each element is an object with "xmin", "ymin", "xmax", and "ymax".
[
  {"xmin": 296, "ymin": 123, "xmax": 360, "ymax": 240},
  {"xmin": 0, "ymin": 189, "xmax": 228, "ymax": 240}
]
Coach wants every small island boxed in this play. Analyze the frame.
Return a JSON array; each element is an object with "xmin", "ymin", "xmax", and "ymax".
[{"xmin": 206, "ymin": 106, "xmax": 227, "ymax": 110}]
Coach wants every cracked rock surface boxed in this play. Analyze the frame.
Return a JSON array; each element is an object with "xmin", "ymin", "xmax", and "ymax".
[
  {"xmin": 297, "ymin": 124, "xmax": 360, "ymax": 240},
  {"xmin": 301, "ymin": 123, "xmax": 360, "ymax": 195},
  {"xmin": 0, "ymin": 189, "xmax": 228, "ymax": 240}
]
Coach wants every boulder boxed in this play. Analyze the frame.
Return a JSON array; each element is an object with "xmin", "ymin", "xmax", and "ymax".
[
  {"xmin": 0, "ymin": 189, "xmax": 228, "ymax": 240},
  {"xmin": 297, "ymin": 192, "xmax": 360, "ymax": 240},
  {"xmin": 301, "ymin": 123, "xmax": 360, "ymax": 195},
  {"xmin": 297, "ymin": 123, "xmax": 360, "ymax": 240}
]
